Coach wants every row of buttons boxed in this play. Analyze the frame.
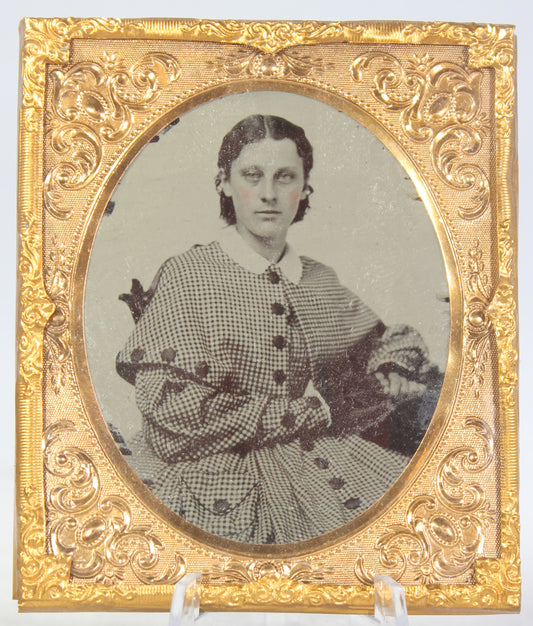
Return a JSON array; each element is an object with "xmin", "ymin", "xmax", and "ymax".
[
  {"xmin": 131, "ymin": 270, "xmax": 290, "ymax": 386},
  {"xmin": 203, "ymin": 494, "xmax": 360, "ymax": 517},
  {"xmin": 311, "ymin": 458, "xmax": 361, "ymax": 510},
  {"xmin": 130, "ymin": 346, "xmax": 211, "ymax": 375},
  {"xmin": 204, "ymin": 464, "xmax": 360, "ymax": 516},
  {"xmin": 269, "ymin": 269, "xmax": 287, "ymax": 388},
  {"xmin": 208, "ymin": 494, "xmax": 360, "ymax": 516},
  {"xmin": 270, "ymin": 270, "xmax": 290, "ymax": 386},
  {"xmin": 270, "ymin": 271, "xmax": 288, "ymax": 385}
]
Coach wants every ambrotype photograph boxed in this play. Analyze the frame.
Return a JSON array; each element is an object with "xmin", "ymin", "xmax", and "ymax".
[{"xmin": 85, "ymin": 90, "xmax": 449, "ymax": 545}]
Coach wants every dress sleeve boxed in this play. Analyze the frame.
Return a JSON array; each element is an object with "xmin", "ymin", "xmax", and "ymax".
[
  {"xmin": 133, "ymin": 368, "xmax": 330, "ymax": 462},
  {"xmin": 116, "ymin": 258, "xmax": 330, "ymax": 463},
  {"xmin": 365, "ymin": 324, "xmax": 430, "ymax": 379},
  {"xmin": 312, "ymin": 287, "xmax": 432, "ymax": 442}
]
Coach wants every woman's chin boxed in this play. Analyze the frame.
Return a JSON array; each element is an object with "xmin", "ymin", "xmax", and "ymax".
[{"xmin": 252, "ymin": 221, "xmax": 288, "ymax": 241}]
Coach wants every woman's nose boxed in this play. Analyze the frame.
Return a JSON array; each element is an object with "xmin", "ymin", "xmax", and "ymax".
[{"xmin": 260, "ymin": 177, "xmax": 277, "ymax": 202}]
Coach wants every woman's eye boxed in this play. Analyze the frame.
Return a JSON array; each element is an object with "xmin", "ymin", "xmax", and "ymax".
[
  {"xmin": 276, "ymin": 171, "xmax": 296, "ymax": 183},
  {"xmin": 243, "ymin": 170, "xmax": 262, "ymax": 182}
]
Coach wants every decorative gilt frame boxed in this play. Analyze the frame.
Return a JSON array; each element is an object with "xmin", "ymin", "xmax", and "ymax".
[{"xmin": 16, "ymin": 18, "xmax": 519, "ymax": 613}]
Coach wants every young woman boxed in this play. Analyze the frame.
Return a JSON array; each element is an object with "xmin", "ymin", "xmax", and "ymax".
[{"xmin": 116, "ymin": 115, "xmax": 431, "ymax": 544}]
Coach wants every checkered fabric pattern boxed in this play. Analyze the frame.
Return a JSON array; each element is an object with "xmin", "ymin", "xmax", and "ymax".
[{"xmin": 116, "ymin": 242, "xmax": 430, "ymax": 543}]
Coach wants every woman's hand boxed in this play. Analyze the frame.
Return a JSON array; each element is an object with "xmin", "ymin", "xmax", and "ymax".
[{"xmin": 374, "ymin": 371, "xmax": 426, "ymax": 403}]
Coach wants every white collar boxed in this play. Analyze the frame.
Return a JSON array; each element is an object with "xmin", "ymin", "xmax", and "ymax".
[{"xmin": 217, "ymin": 226, "xmax": 303, "ymax": 284}]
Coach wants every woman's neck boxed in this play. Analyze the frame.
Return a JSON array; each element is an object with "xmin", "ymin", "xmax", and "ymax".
[{"xmin": 236, "ymin": 225, "xmax": 287, "ymax": 263}]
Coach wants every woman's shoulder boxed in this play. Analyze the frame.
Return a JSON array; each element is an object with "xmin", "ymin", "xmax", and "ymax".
[
  {"xmin": 125, "ymin": 242, "xmax": 225, "ymax": 323},
  {"xmin": 297, "ymin": 256, "xmax": 379, "ymax": 327},
  {"xmin": 299, "ymin": 255, "xmax": 341, "ymax": 285},
  {"xmin": 298, "ymin": 256, "xmax": 366, "ymax": 305},
  {"xmin": 156, "ymin": 241, "xmax": 226, "ymax": 280}
]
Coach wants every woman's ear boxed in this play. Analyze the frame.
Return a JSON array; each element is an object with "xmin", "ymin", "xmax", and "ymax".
[
  {"xmin": 216, "ymin": 169, "xmax": 232, "ymax": 197},
  {"xmin": 300, "ymin": 183, "xmax": 312, "ymax": 201}
]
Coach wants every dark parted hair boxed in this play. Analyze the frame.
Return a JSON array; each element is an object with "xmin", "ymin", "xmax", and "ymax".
[{"xmin": 216, "ymin": 115, "xmax": 314, "ymax": 225}]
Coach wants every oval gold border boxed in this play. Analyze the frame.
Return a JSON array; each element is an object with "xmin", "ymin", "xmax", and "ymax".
[{"xmin": 72, "ymin": 79, "xmax": 461, "ymax": 559}]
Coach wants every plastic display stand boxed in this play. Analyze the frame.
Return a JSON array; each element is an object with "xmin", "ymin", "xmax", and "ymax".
[{"xmin": 169, "ymin": 573, "xmax": 409, "ymax": 625}]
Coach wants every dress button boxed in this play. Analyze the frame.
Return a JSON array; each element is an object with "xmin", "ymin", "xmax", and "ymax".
[
  {"xmin": 271, "ymin": 302, "xmax": 285, "ymax": 315},
  {"xmin": 314, "ymin": 457, "xmax": 330, "ymax": 470},
  {"xmin": 300, "ymin": 438, "xmax": 315, "ymax": 451},
  {"xmin": 267, "ymin": 268, "xmax": 280, "ymax": 284},
  {"xmin": 195, "ymin": 362, "xmax": 210, "ymax": 377},
  {"xmin": 273, "ymin": 370, "xmax": 286, "ymax": 385},
  {"xmin": 281, "ymin": 411, "xmax": 296, "ymax": 428},
  {"xmin": 344, "ymin": 497, "xmax": 361, "ymax": 510},
  {"xmin": 272, "ymin": 335, "xmax": 286, "ymax": 350},
  {"xmin": 161, "ymin": 347, "xmax": 176, "ymax": 362},
  {"xmin": 307, "ymin": 396, "xmax": 322, "ymax": 409},
  {"xmin": 329, "ymin": 477, "xmax": 345, "ymax": 490},
  {"xmin": 213, "ymin": 499, "xmax": 230, "ymax": 514},
  {"xmin": 130, "ymin": 347, "xmax": 145, "ymax": 363}
]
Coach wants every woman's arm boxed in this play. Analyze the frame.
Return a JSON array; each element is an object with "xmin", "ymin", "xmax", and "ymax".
[
  {"xmin": 365, "ymin": 324, "xmax": 430, "ymax": 402},
  {"xmin": 135, "ymin": 367, "xmax": 330, "ymax": 463},
  {"xmin": 314, "ymin": 320, "xmax": 432, "ymax": 441},
  {"xmin": 117, "ymin": 258, "xmax": 331, "ymax": 463}
]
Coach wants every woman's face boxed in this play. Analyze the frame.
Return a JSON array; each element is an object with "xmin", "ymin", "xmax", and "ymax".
[{"xmin": 221, "ymin": 137, "xmax": 307, "ymax": 242}]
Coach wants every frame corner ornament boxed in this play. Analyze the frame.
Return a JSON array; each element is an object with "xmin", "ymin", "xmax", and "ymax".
[
  {"xmin": 20, "ymin": 18, "xmax": 145, "ymax": 132},
  {"xmin": 17, "ymin": 484, "xmax": 72, "ymax": 605}
]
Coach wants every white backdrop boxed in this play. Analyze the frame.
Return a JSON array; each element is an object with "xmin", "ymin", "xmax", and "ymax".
[{"xmin": 5, "ymin": 1, "xmax": 531, "ymax": 624}]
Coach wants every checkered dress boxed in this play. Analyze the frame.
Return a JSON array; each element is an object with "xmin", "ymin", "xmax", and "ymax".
[{"xmin": 116, "ymin": 241, "xmax": 429, "ymax": 544}]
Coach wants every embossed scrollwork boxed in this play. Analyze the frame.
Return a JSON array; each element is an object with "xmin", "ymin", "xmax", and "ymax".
[
  {"xmin": 207, "ymin": 46, "xmax": 330, "ymax": 79},
  {"xmin": 17, "ymin": 214, "xmax": 55, "ymax": 397},
  {"xmin": 357, "ymin": 418, "xmax": 494, "ymax": 584},
  {"xmin": 21, "ymin": 18, "xmax": 144, "ymax": 132},
  {"xmin": 44, "ymin": 53, "xmax": 180, "ymax": 219},
  {"xmin": 18, "ymin": 488, "xmax": 138, "ymax": 604},
  {"xmin": 431, "ymin": 125, "xmax": 489, "ymax": 219},
  {"xmin": 43, "ymin": 237, "xmax": 71, "ymax": 391},
  {"xmin": 351, "ymin": 52, "xmax": 490, "ymax": 219},
  {"xmin": 49, "ymin": 54, "xmax": 181, "ymax": 139},
  {"xmin": 200, "ymin": 575, "xmax": 373, "ymax": 612},
  {"xmin": 44, "ymin": 422, "xmax": 100, "ymax": 514},
  {"xmin": 167, "ymin": 20, "xmax": 353, "ymax": 55},
  {"xmin": 465, "ymin": 241, "xmax": 492, "ymax": 396},
  {"xmin": 213, "ymin": 559, "xmax": 333, "ymax": 584},
  {"xmin": 436, "ymin": 417, "xmax": 494, "ymax": 512},
  {"xmin": 44, "ymin": 422, "xmax": 185, "ymax": 584},
  {"xmin": 18, "ymin": 485, "xmax": 72, "ymax": 601},
  {"xmin": 401, "ymin": 23, "xmax": 515, "ymax": 138},
  {"xmin": 43, "ymin": 125, "xmax": 102, "ymax": 220}
]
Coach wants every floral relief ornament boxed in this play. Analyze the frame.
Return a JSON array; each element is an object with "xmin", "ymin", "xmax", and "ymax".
[
  {"xmin": 351, "ymin": 52, "xmax": 490, "ymax": 219},
  {"xmin": 206, "ymin": 46, "xmax": 332, "ymax": 79},
  {"xmin": 354, "ymin": 417, "xmax": 494, "ymax": 585},
  {"xmin": 43, "ymin": 52, "xmax": 180, "ymax": 219},
  {"xmin": 43, "ymin": 236, "xmax": 71, "ymax": 393},
  {"xmin": 44, "ymin": 421, "xmax": 186, "ymax": 585},
  {"xmin": 212, "ymin": 559, "xmax": 334, "ymax": 584},
  {"xmin": 464, "ymin": 241, "xmax": 493, "ymax": 396}
]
